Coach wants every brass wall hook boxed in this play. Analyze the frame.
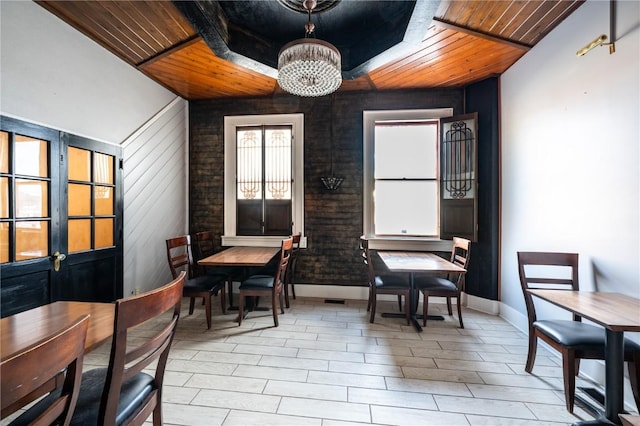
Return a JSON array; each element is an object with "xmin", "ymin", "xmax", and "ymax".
[{"xmin": 576, "ymin": 0, "xmax": 616, "ymax": 56}]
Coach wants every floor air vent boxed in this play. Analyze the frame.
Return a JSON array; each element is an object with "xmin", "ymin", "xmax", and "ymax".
[{"xmin": 324, "ymin": 299, "xmax": 345, "ymax": 304}]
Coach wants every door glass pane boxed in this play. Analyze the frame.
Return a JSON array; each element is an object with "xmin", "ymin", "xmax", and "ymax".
[
  {"xmin": 14, "ymin": 136, "xmax": 48, "ymax": 178},
  {"xmin": 94, "ymin": 186, "xmax": 113, "ymax": 215},
  {"xmin": 15, "ymin": 221, "xmax": 48, "ymax": 260},
  {"xmin": 95, "ymin": 218, "xmax": 113, "ymax": 248},
  {"xmin": 264, "ymin": 128, "xmax": 291, "ymax": 200},
  {"xmin": 15, "ymin": 179, "xmax": 48, "ymax": 218},
  {"xmin": 1, "ymin": 177, "xmax": 8, "ymax": 218},
  {"xmin": 68, "ymin": 147, "xmax": 91, "ymax": 182},
  {"xmin": 0, "ymin": 222, "xmax": 8, "ymax": 263},
  {"xmin": 1, "ymin": 131, "xmax": 8, "ymax": 173},
  {"xmin": 68, "ymin": 219, "xmax": 91, "ymax": 253},
  {"xmin": 68, "ymin": 183, "xmax": 91, "ymax": 216},
  {"xmin": 237, "ymin": 128, "xmax": 263, "ymax": 200},
  {"xmin": 94, "ymin": 153, "xmax": 113, "ymax": 184}
]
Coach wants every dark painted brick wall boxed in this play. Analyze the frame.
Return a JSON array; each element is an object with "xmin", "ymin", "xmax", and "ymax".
[{"xmin": 189, "ymin": 89, "xmax": 464, "ymax": 286}]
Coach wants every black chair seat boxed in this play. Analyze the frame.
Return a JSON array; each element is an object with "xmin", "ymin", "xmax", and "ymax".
[
  {"xmin": 12, "ymin": 364, "xmax": 156, "ymax": 426},
  {"xmin": 414, "ymin": 276, "xmax": 457, "ymax": 292},
  {"xmin": 184, "ymin": 275, "xmax": 224, "ymax": 292},
  {"xmin": 72, "ymin": 368, "xmax": 154, "ymax": 426},
  {"xmin": 255, "ymin": 258, "xmax": 278, "ymax": 277},
  {"xmin": 206, "ymin": 265, "xmax": 242, "ymax": 278},
  {"xmin": 240, "ymin": 275, "xmax": 274, "ymax": 289},
  {"xmin": 534, "ymin": 320, "xmax": 640, "ymax": 352},
  {"xmin": 374, "ymin": 275, "xmax": 410, "ymax": 289}
]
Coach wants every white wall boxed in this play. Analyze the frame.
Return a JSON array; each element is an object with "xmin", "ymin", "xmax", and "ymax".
[
  {"xmin": 122, "ymin": 99, "xmax": 189, "ymax": 294},
  {"xmin": 1, "ymin": 1, "xmax": 189, "ymax": 295},
  {"xmin": 501, "ymin": 0, "xmax": 639, "ymax": 404}
]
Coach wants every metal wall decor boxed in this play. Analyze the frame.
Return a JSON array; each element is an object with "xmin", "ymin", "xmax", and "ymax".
[{"xmin": 442, "ymin": 120, "xmax": 474, "ymax": 199}]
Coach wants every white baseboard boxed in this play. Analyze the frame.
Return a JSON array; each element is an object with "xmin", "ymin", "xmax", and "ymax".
[
  {"xmin": 289, "ymin": 283, "xmax": 462, "ymax": 305},
  {"xmin": 465, "ymin": 293, "xmax": 500, "ymax": 315},
  {"xmin": 290, "ymin": 284, "xmax": 370, "ymax": 301},
  {"xmin": 290, "ymin": 284, "xmax": 502, "ymax": 315}
]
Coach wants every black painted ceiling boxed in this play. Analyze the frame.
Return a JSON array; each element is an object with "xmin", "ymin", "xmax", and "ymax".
[{"xmin": 175, "ymin": 0, "xmax": 439, "ymax": 79}]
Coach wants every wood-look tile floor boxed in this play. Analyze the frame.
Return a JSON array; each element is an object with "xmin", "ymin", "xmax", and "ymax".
[{"xmin": 14, "ymin": 296, "xmax": 639, "ymax": 425}]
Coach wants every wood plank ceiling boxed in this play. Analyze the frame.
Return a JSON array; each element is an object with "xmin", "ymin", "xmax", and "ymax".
[{"xmin": 36, "ymin": 0, "xmax": 584, "ymax": 100}]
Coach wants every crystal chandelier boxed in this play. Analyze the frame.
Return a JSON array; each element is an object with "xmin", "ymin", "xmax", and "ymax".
[{"xmin": 277, "ymin": 0, "xmax": 342, "ymax": 97}]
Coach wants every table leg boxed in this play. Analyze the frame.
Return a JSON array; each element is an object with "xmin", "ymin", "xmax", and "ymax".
[
  {"xmin": 408, "ymin": 273, "xmax": 422, "ymax": 332},
  {"xmin": 227, "ymin": 280, "xmax": 235, "ymax": 310},
  {"xmin": 381, "ymin": 273, "xmax": 423, "ymax": 332},
  {"xmin": 397, "ymin": 273, "xmax": 422, "ymax": 332},
  {"xmin": 381, "ymin": 273, "xmax": 445, "ymax": 332},
  {"xmin": 605, "ymin": 329, "xmax": 624, "ymax": 423},
  {"xmin": 571, "ymin": 329, "xmax": 625, "ymax": 426}
]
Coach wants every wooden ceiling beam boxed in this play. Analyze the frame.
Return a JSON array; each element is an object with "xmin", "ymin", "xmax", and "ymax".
[
  {"xmin": 138, "ymin": 35, "xmax": 201, "ymax": 68},
  {"xmin": 432, "ymin": 17, "xmax": 532, "ymax": 51}
]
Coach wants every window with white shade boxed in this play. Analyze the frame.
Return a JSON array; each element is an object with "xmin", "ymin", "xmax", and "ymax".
[
  {"xmin": 374, "ymin": 122, "xmax": 439, "ymax": 237},
  {"xmin": 363, "ymin": 108, "xmax": 461, "ymax": 251}
]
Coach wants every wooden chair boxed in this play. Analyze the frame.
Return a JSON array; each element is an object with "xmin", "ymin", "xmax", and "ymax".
[
  {"xmin": 237, "ymin": 237, "xmax": 293, "ymax": 327},
  {"xmin": 1, "ymin": 315, "xmax": 89, "ymax": 425},
  {"xmin": 194, "ymin": 230, "xmax": 243, "ymax": 308},
  {"xmin": 75, "ymin": 271, "xmax": 185, "ymax": 425},
  {"xmin": 414, "ymin": 237, "xmax": 470, "ymax": 328},
  {"xmin": 284, "ymin": 233, "xmax": 301, "ymax": 308},
  {"xmin": 166, "ymin": 235, "xmax": 227, "ymax": 328},
  {"xmin": 359, "ymin": 236, "xmax": 411, "ymax": 325},
  {"xmin": 518, "ymin": 251, "xmax": 640, "ymax": 413}
]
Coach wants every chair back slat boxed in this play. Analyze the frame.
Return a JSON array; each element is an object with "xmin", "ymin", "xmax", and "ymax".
[
  {"xmin": 166, "ymin": 236, "xmax": 196, "ymax": 279},
  {"xmin": 285, "ymin": 233, "xmax": 301, "ymax": 285},
  {"xmin": 194, "ymin": 231, "xmax": 216, "ymax": 259},
  {"xmin": 449, "ymin": 237, "xmax": 471, "ymax": 287},
  {"xmin": 1, "ymin": 315, "xmax": 89, "ymax": 424},
  {"xmin": 517, "ymin": 251, "xmax": 580, "ymax": 324},
  {"xmin": 194, "ymin": 231, "xmax": 218, "ymax": 275},
  {"xmin": 274, "ymin": 237, "xmax": 293, "ymax": 294},
  {"xmin": 523, "ymin": 277, "xmax": 574, "ymax": 286},
  {"xmin": 359, "ymin": 236, "xmax": 375, "ymax": 285}
]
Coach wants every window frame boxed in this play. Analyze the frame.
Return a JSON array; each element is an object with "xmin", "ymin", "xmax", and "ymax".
[
  {"xmin": 223, "ymin": 113, "xmax": 305, "ymax": 247},
  {"xmin": 363, "ymin": 108, "xmax": 453, "ymax": 251}
]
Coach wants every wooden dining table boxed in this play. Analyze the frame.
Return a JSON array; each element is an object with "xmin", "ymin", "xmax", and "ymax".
[
  {"xmin": 1, "ymin": 300, "xmax": 115, "ymax": 415},
  {"xmin": 377, "ymin": 251, "xmax": 467, "ymax": 332},
  {"xmin": 198, "ymin": 246, "xmax": 280, "ymax": 268},
  {"xmin": 1, "ymin": 301, "xmax": 115, "ymax": 362},
  {"xmin": 528, "ymin": 290, "xmax": 640, "ymax": 426},
  {"xmin": 198, "ymin": 246, "xmax": 280, "ymax": 310}
]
